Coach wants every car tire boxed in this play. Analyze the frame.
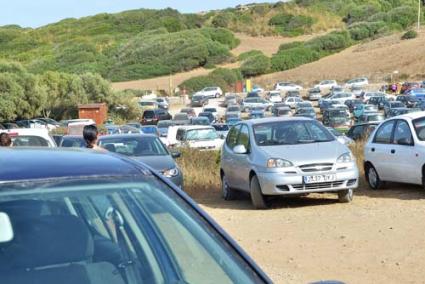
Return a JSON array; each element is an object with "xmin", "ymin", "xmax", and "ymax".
[
  {"xmin": 221, "ymin": 173, "xmax": 237, "ymax": 201},
  {"xmin": 338, "ymin": 189, "xmax": 353, "ymax": 203},
  {"xmin": 250, "ymin": 175, "xmax": 270, "ymax": 209},
  {"xmin": 365, "ymin": 164, "xmax": 385, "ymax": 190}
]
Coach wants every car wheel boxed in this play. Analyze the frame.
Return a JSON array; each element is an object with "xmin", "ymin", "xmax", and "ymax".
[
  {"xmin": 221, "ymin": 173, "xmax": 237, "ymax": 201},
  {"xmin": 250, "ymin": 175, "xmax": 270, "ymax": 209},
  {"xmin": 338, "ymin": 189, "xmax": 353, "ymax": 203},
  {"xmin": 365, "ymin": 164, "xmax": 385, "ymax": 190}
]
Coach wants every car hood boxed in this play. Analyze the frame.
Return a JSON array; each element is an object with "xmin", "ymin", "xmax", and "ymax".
[
  {"xmin": 259, "ymin": 141, "xmax": 347, "ymax": 165},
  {"xmin": 131, "ymin": 155, "xmax": 176, "ymax": 171}
]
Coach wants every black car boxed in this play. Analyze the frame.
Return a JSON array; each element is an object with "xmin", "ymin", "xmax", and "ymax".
[
  {"xmin": 396, "ymin": 95, "xmax": 419, "ymax": 108},
  {"xmin": 191, "ymin": 94, "xmax": 208, "ymax": 107},
  {"xmin": 346, "ymin": 122, "xmax": 379, "ymax": 140},
  {"xmin": 141, "ymin": 109, "xmax": 172, "ymax": 125},
  {"xmin": 0, "ymin": 148, "xmax": 271, "ymax": 283},
  {"xmin": 367, "ymin": 96, "xmax": 387, "ymax": 109},
  {"xmin": 319, "ymin": 100, "xmax": 339, "ymax": 113}
]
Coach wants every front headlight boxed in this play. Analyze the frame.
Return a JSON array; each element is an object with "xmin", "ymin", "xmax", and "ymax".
[
  {"xmin": 337, "ymin": 152, "xmax": 354, "ymax": 163},
  {"xmin": 162, "ymin": 167, "xmax": 179, "ymax": 178},
  {"xmin": 267, "ymin": 158, "xmax": 293, "ymax": 168}
]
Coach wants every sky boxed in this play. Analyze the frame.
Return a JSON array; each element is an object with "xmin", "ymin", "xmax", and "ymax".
[{"xmin": 0, "ymin": 0, "xmax": 278, "ymax": 28}]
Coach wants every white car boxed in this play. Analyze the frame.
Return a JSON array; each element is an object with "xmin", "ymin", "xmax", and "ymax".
[
  {"xmin": 267, "ymin": 91, "xmax": 282, "ymax": 103},
  {"xmin": 323, "ymin": 92, "xmax": 355, "ymax": 105},
  {"xmin": 345, "ymin": 77, "xmax": 369, "ymax": 88},
  {"xmin": 0, "ymin": 128, "xmax": 56, "ymax": 147},
  {"xmin": 197, "ymin": 87, "xmax": 223, "ymax": 98},
  {"xmin": 274, "ymin": 82, "xmax": 303, "ymax": 92},
  {"xmin": 364, "ymin": 112, "xmax": 425, "ymax": 189},
  {"xmin": 361, "ymin": 91, "xmax": 386, "ymax": 103},
  {"xmin": 166, "ymin": 125, "xmax": 224, "ymax": 150},
  {"xmin": 283, "ymin": 97, "xmax": 303, "ymax": 109},
  {"xmin": 314, "ymin": 80, "xmax": 338, "ymax": 90}
]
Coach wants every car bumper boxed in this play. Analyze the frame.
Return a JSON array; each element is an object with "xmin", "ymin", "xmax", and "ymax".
[{"xmin": 257, "ymin": 167, "xmax": 359, "ymax": 195}]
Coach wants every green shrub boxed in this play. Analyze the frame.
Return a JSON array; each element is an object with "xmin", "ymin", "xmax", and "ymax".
[
  {"xmin": 278, "ymin": 41, "xmax": 304, "ymax": 52},
  {"xmin": 306, "ymin": 31, "xmax": 352, "ymax": 51},
  {"xmin": 180, "ymin": 68, "xmax": 241, "ymax": 94},
  {"xmin": 200, "ymin": 27, "xmax": 240, "ymax": 49},
  {"xmin": 269, "ymin": 12, "xmax": 314, "ymax": 35},
  {"xmin": 402, "ymin": 30, "xmax": 418, "ymax": 40},
  {"xmin": 344, "ymin": 4, "xmax": 379, "ymax": 24},
  {"xmin": 349, "ymin": 21, "xmax": 386, "ymax": 40},
  {"xmin": 241, "ymin": 54, "xmax": 271, "ymax": 77},
  {"xmin": 212, "ymin": 13, "xmax": 234, "ymax": 28},
  {"xmin": 238, "ymin": 50, "xmax": 264, "ymax": 61},
  {"xmin": 387, "ymin": 6, "xmax": 417, "ymax": 29},
  {"xmin": 210, "ymin": 68, "xmax": 242, "ymax": 85},
  {"xmin": 271, "ymin": 46, "xmax": 320, "ymax": 71}
]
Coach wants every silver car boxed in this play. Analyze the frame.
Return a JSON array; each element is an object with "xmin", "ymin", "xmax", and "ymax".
[{"xmin": 220, "ymin": 117, "xmax": 359, "ymax": 209}]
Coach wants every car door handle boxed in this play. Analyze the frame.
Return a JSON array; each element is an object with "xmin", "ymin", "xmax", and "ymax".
[
  {"xmin": 391, "ymin": 149, "xmax": 396, "ymax": 154},
  {"xmin": 371, "ymin": 148, "xmax": 375, "ymax": 152}
]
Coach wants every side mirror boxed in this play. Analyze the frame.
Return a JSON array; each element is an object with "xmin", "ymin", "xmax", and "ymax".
[
  {"xmin": 171, "ymin": 151, "xmax": 181, "ymax": 158},
  {"xmin": 233, "ymin": 144, "xmax": 247, "ymax": 154},
  {"xmin": 397, "ymin": 137, "xmax": 412, "ymax": 146},
  {"xmin": 0, "ymin": 212, "xmax": 14, "ymax": 243}
]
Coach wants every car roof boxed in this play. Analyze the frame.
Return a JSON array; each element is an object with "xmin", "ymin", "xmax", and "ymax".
[
  {"xmin": 391, "ymin": 110, "xmax": 425, "ymax": 120},
  {"xmin": 243, "ymin": 116, "xmax": 311, "ymax": 126},
  {"xmin": 0, "ymin": 148, "xmax": 148, "ymax": 183}
]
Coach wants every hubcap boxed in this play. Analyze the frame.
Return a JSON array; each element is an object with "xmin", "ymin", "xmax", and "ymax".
[{"xmin": 368, "ymin": 168, "xmax": 378, "ymax": 187}]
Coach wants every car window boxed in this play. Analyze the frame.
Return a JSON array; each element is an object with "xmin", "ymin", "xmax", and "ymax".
[
  {"xmin": 413, "ymin": 117, "xmax": 425, "ymax": 141},
  {"xmin": 237, "ymin": 125, "xmax": 250, "ymax": 151},
  {"xmin": 99, "ymin": 136, "xmax": 168, "ymax": 156},
  {"xmin": 373, "ymin": 120, "xmax": 395, "ymax": 144},
  {"xmin": 226, "ymin": 125, "xmax": 241, "ymax": 148},
  {"xmin": 176, "ymin": 129, "xmax": 185, "ymax": 141},
  {"xmin": 12, "ymin": 136, "xmax": 50, "ymax": 147},
  {"xmin": 393, "ymin": 120, "xmax": 413, "ymax": 145}
]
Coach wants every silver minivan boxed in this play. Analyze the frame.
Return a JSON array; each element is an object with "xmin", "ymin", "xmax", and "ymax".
[{"xmin": 220, "ymin": 117, "xmax": 359, "ymax": 209}]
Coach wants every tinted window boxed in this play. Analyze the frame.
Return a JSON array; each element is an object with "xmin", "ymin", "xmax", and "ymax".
[
  {"xmin": 237, "ymin": 125, "xmax": 250, "ymax": 150},
  {"xmin": 99, "ymin": 136, "xmax": 168, "ymax": 156},
  {"xmin": 226, "ymin": 125, "xmax": 241, "ymax": 148},
  {"xmin": 213, "ymin": 125, "xmax": 229, "ymax": 131},
  {"xmin": 61, "ymin": 137, "xmax": 86, "ymax": 148},
  {"xmin": 143, "ymin": 111, "xmax": 155, "ymax": 119},
  {"xmin": 393, "ymin": 120, "xmax": 413, "ymax": 145},
  {"xmin": 373, "ymin": 120, "xmax": 395, "ymax": 144}
]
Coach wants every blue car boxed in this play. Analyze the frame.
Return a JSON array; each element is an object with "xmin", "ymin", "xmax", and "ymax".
[
  {"xmin": 0, "ymin": 148, "xmax": 271, "ymax": 284},
  {"xmin": 407, "ymin": 88, "xmax": 425, "ymax": 101}
]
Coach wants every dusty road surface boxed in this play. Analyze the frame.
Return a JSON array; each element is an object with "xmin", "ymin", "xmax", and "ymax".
[{"xmin": 199, "ymin": 185, "xmax": 425, "ymax": 284}]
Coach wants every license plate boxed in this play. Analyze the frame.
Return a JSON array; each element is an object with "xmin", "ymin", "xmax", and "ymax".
[{"xmin": 303, "ymin": 174, "xmax": 337, "ymax": 184}]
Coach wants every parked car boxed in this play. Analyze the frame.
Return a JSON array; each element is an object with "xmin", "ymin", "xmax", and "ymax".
[
  {"xmin": 274, "ymin": 82, "xmax": 303, "ymax": 92},
  {"xmin": 157, "ymin": 120, "xmax": 175, "ymax": 137},
  {"xmin": 275, "ymin": 107, "xmax": 293, "ymax": 117},
  {"xmin": 98, "ymin": 134, "xmax": 183, "ymax": 187},
  {"xmin": 246, "ymin": 92, "xmax": 261, "ymax": 98},
  {"xmin": 139, "ymin": 99, "xmax": 159, "ymax": 109},
  {"xmin": 140, "ymin": 125, "xmax": 160, "ymax": 136},
  {"xmin": 155, "ymin": 97, "xmax": 169, "ymax": 109},
  {"xmin": 286, "ymin": 90, "xmax": 301, "ymax": 97},
  {"xmin": 283, "ymin": 96, "xmax": 303, "ymax": 109},
  {"xmin": 0, "ymin": 128, "xmax": 56, "ymax": 147},
  {"xmin": 141, "ymin": 109, "xmax": 172, "ymax": 125},
  {"xmin": 0, "ymin": 148, "xmax": 271, "ymax": 283},
  {"xmin": 198, "ymin": 111, "xmax": 215, "ymax": 123},
  {"xmin": 203, "ymin": 107, "xmax": 218, "ymax": 119},
  {"xmin": 0, "ymin": 122, "xmax": 19, "ymax": 129},
  {"xmin": 308, "ymin": 88, "xmax": 322, "ymax": 101},
  {"xmin": 191, "ymin": 117, "xmax": 210, "ymax": 126},
  {"xmin": 357, "ymin": 112, "xmax": 385, "ymax": 124},
  {"xmin": 241, "ymin": 98, "xmax": 272, "ymax": 112},
  {"xmin": 16, "ymin": 119, "xmax": 48, "ymax": 129},
  {"xmin": 105, "ymin": 125, "xmax": 140, "ymax": 135},
  {"xmin": 386, "ymin": 107, "xmax": 410, "ymax": 118},
  {"xmin": 364, "ymin": 112, "xmax": 425, "ymax": 190},
  {"xmin": 327, "ymin": 127, "xmax": 354, "ymax": 145},
  {"xmin": 196, "ymin": 86, "xmax": 223, "ymax": 98},
  {"xmin": 295, "ymin": 101, "xmax": 313, "ymax": 111},
  {"xmin": 383, "ymin": 101, "xmax": 406, "ymax": 117},
  {"xmin": 360, "ymin": 91, "xmax": 385, "ymax": 103},
  {"xmin": 267, "ymin": 91, "xmax": 282, "ymax": 103},
  {"xmin": 212, "ymin": 123, "xmax": 230, "ymax": 138},
  {"xmin": 227, "ymin": 117, "xmax": 242, "ymax": 126},
  {"xmin": 345, "ymin": 99, "xmax": 363, "ymax": 113},
  {"xmin": 323, "ymin": 109, "xmax": 351, "ymax": 128},
  {"xmin": 346, "ymin": 122, "xmax": 379, "ymax": 141},
  {"xmin": 223, "ymin": 95, "xmax": 238, "ymax": 107},
  {"xmin": 172, "ymin": 113, "xmax": 191, "ymax": 125},
  {"xmin": 396, "ymin": 95, "xmax": 420, "ymax": 108},
  {"xmin": 319, "ymin": 100, "xmax": 339, "ymax": 113},
  {"xmin": 321, "ymin": 92, "xmax": 354, "ymax": 105},
  {"xmin": 345, "ymin": 77, "xmax": 369, "ymax": 88},
  {"xmin": 351, "ymin": 85, "xmax": 364, "ymax": 98},
  {"xmin": 353, "ymin": 104, "xmax": 378, "ymax": 119},
  {"xmin": 401, "ymin": 82, "xmax": 420, "ymax": 94},
  {"xmin": 180, "ymin": 107, "xmax": 196, "ymax": 118},
  {"xmin": 294, "ymin": 108, "xmax": 316, "ymax": 119},
  {"xmin": 271, "ymin": 103, "xmax": 291, "ymax": 116},
  {"xmin": 59, "ymin": 135, "xmax": 86, "ymax": 148},
  {"xmin": 35, "ymin": 118, "xmax": 61, "ymax": 130},
  {"xmin": 248, "ymin": 107, "xmax": 265, "ymax": 119},
  {"xmin": 367, "ymin": 96, "xmax": 388, "ymax": 109},
  {"xmin": 314, "ymin": 80, "xmax": 338, "ymax": 90},
  {"xmin": 220, "ymin": 117, "xmax": 359, "ymax": 209},
  {"xmin": 126, "ymin": 122, "xmax": 142, "ymax": 129},
  {"xmin": 191, "ymin": 94, "xmax": 208, "ymax": 107},
  {"xmin": 225, "ymin": 105, "xmax": 241, "ymax": 120},
  {"xmin": 167, "ymin": 125, "xmax": 224, "ymax": 150},
  {"xmin": 406, "ymin": 88, "xmax": 425, "ymax": 101},
  {"xmin": 252, "ymin": 85, "xmax": 265, "ymax": 93}
]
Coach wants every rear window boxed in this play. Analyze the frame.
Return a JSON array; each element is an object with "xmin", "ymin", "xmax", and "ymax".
[
  {"xmin": 12, "ymin": 136, "xmax": 50, "ymax": 147},
  {"xmin": 61, "ymin": 138, "xmax": 86, "ymax": 148},
  {"xmin": 143, "ymin": 111, "xmax": 155, "ymax": 119},
  {"xmin": 213, "ymin": 125, "xmax": 229, "ymax": 131}
]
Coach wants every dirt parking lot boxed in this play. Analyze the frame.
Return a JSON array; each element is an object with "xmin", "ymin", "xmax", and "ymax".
[{"xmin": 199, "ymin": 184, "xmax": 425, "ymax": 284}]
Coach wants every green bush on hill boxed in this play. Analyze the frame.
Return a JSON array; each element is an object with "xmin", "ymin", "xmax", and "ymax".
[
  {"xmin": 241, "ymin": 54, "xmax": 271, "ymax": 77},
  {"xmin": 269, "ymin": 12, "xmax": 315, "ymax": 36},
  {"xmin": 402, "ymin": 29, "xmax": 418, "ymax": 39},
  {"xmin": 238, "ymin": 50, "xmax": 264, "ymax": 61},
  {"xmin": 179, "ymin": 68, "xmax": 242, "ymax": 94},
  {"xmin": 348, "ymin": 21, "xmax": 387, "ymax": 40},
  {"xmin": 271, "ymin": 46, "xmax": 320, "ymax": 72}
]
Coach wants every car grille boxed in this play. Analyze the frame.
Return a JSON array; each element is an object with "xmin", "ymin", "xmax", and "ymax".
[
  {"xmin": 299, "ymin": 163, "xmax": 334, "ymax": 172},
  {"xmin": 292, "ymin": 181, "xmax": 345, "ymax": 191}
]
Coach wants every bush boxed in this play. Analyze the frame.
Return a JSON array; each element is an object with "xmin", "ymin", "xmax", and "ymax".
[
  {"xmin": 180, "ymin": 68, "xmax": 242, "ymax": 94},
  {"xmin": 402, "ymin": 30, "xmax": 418, "ymax": 40},
  {"xmin": 388, "ymin": 6, "xmax": 417, "ymax": 29},
  {"xmin": 210, "ymin": 68, "xmax": 242, "ymax": 85},
  {"xmin": 211, "ymin": 13, "xmax": 234, "ymax": 28},
  {"xmin": 241, "ymin": 54, "xmax": 271, "ymax": 77},
  {"xmin": 271, "ymin": 46, "xmax": 320, "ymax": 71},
  {"xmin": 238, "ymin": 50, "xmax": 264, "ymax": 61},
  {"xmin": 278, "ymin": 41, "xmax": 304, "ymax": 52},
  {"xmin": 349, "ymin": 21, "xmax": 386, "ymax": 40},
  {"xmin": 344, "ymin": 4, "xmax": 379, "ymax": 24},
  {"xmin": 269, "ymin": 13, "xmax": 314, "ymax": 35},
  {"xmin": 200, "ymin": 28, "xmax": 240, "ymax": 49},
  {"xmin": 306, "ymin": 31, "xmax": 352, "ymax": 52}
]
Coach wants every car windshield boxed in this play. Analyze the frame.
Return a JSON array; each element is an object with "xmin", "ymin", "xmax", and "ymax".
[
  {"xmin": 157, "ymin": 121, "xmax": 173, "ymax": 128},
  {"xmin": 185, "ymin": 129, "xmax": 218, "ymax": 141},
  {"xmin": 192, "ymin": 118, "xmax": 210, "ymax": 125},
  {"xmin": 227, "ymin": 107, "xmax": 240, "ymax": 112},
  {"xmin": 329, "ymin": 110, "xmax": 347, "ymax": 118},
  {"xmin": 192, "ymin": 95, "xmax": 204, "ymax": 100},
  {"xmin": 203, "ymin": 87, "xmax": 216, "ymax": 91},
  {"xmin": 174, "ymin": 114, "xmax": 188, "ymax": 121},
  {"xmin": 204, "ymin": 108, "xmax": 216, "ymax": 112},
  {"xmin": 253, "ymin": 120, "xmax": 334, "ymax": 145},
  {"xmin": 0, "ymin": 177, "xmax": 262, "ymax": 284},
  {"xmin": 413, "ymin": 117, "xmax": 425, "ymax": 141},
  {"xmin": 141, "ymin": 127, "xmax": 158, "ymax": 134},
  {"xmin": 391, "ymin": 102, "xmax": 405, "ymax": 108},
  {"xmin": 12, "ymin": 136, "xmax": 50, "ymax": 147},
  {"xmin": 99, "ymin": 136, "xmax": 168, "ymax": 156},
  {"xmin": 366, "ymin": 114, "xmax": 385, "ymax": 122},
  {"xmin": 278, "ymin": 109, "xmax": 291, "ymax": 115},
  {"xmin": 61, "ymin": 137, "xmax": 86, "ymax": 148},
  {"xmin": 298, "ymin": 108, "xmax": 314, "ymax": 114}
]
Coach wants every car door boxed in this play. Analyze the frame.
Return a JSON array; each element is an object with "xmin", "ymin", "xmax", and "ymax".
[
  {"xmin": 365, "ymin": 120, "xmax": 396, "ymax": 181},
  {"xmin": 221, "ymin": 125, "xmax": 241, "ymax": 187},
  {"xmin": 388, "ymin": 119, "xmax": 421, "ymax": 184},
  {"xmin": 232, "ymin": 124, "xmax": 252, "ymax": 191}
]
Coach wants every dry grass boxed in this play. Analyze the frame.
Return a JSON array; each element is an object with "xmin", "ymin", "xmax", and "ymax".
[
  {"xmin": 177, "ymin": 149, "xmax": 221, "ymax": 198},
  {"xmin": 349, "ymin": 140, "xmax": 368, "ymax": 189}
]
